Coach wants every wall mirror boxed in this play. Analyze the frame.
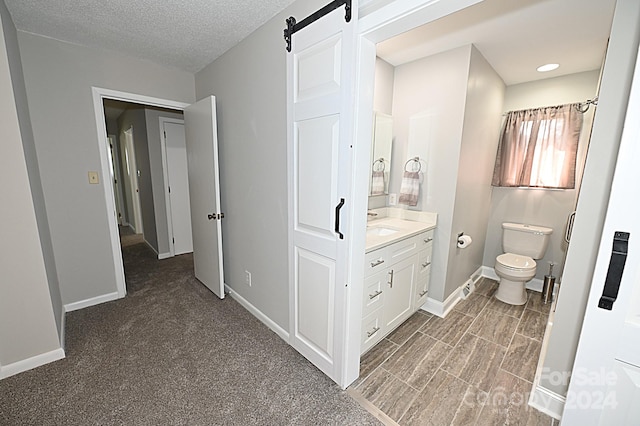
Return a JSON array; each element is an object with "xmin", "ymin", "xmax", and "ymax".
[{"xmin": 369, "ymin": 112, "xmax": 393, "ymax": 196}]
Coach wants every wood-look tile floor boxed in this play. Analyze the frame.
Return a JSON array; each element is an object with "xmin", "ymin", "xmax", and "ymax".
[{"xmin": 350, "ymin": 278, "xmax": 559, "ymax": 426}]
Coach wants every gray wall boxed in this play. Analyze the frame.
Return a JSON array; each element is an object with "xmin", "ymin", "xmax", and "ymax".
[
  {"xmin": 446, "ymin": 46, "xmax": 504, "ymax": 299},
  {"xmin": 18, "ymin": 32, "xmax": 195, "ymax": 305},
  {"xmin": 144, "ymin": 107, "xmax": 185, "ymax": 257},
  {"xmin": 541, "ymin": 0, "xmax": 640, "ymax": 396},
  {"xmin": 195, "ymin": 0, "xmax": 327, "ymax": 331},
  {"xmin": 0, "ymin": 0, "xmax": 61, "ymax": 367},
  {"xmin": 483, "ymin": 71, "xmax": 600, "ymax": 280},
  {"xmin": 388, "ymin": 45, "xmax": 470, "ymax": 302},
  {"xmin": 118, "ymin": 107, "xmax": 157, "ymax": 249}
]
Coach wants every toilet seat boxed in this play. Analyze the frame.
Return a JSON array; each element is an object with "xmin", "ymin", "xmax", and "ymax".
[{"xmin": 496, "ymin": 253, "xmax": 536, "ymax": 272}]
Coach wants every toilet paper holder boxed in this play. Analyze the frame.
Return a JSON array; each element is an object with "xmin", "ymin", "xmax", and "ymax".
[{"xmin": 457, "ymin": 232, "xmax": 473, "ymax": 249}]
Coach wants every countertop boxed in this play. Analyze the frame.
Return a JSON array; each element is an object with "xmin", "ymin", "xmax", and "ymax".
[{"xmin": 365, "ymin": 216, "xmax": 436, "ymax": 253}]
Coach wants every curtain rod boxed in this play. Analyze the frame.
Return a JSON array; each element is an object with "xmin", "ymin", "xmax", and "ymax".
[{"xmin": 503, "ymin": 96, "xmax": 598, "ymax": 116}]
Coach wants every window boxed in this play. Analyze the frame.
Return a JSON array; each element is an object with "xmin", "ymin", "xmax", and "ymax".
[{"xmin": 492, "ymin": 104, "xmax": 583, "ymax": 189}]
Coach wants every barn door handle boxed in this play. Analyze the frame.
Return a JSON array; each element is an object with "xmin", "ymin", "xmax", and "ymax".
[
  {"xmin": 598, "ymin": 231, "xmax": 630, "ymax": 310},
  {"xmin": 334, "ymin": 198, "xmax": 345, "ymax": 240},
  {"xmin": 565, "ymin": 211, "xmax": 576, "ymax": 243}
]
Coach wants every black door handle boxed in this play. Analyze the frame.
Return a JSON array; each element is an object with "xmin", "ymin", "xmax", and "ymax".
[
  {"xmin": 598, "ymin": 231, "xmax": 630, "ymax": 310},
  {"xmin": 334, "ymin": 198, "xmax": 345, "ymax": 240}
]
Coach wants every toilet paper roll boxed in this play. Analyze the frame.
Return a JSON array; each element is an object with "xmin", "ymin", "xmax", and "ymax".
[{"xmin": 457, "ymin": 235, "xmax": 473, "ymax": 249}]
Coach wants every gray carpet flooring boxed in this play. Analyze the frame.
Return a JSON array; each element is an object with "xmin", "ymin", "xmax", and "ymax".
[{"xmin": 0, "ymin": 237, "xmax": 379, "ymax": 425}]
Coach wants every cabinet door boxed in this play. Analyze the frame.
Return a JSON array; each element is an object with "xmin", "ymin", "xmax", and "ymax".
[{"xmin": 383, "ymin": 254, "xmax": 419, "ymax": 332}]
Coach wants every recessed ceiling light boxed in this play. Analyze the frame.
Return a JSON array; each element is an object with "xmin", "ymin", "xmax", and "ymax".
[{"xmin": 537, "ymin": 63, "xmax": 560, "ymax": 72}]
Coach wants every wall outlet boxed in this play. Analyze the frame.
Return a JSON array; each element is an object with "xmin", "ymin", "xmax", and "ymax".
[
  {"xmin": 88, "ymin": 171, "xmax": 99, "ymax": 184},
  {"xmin": 388, "ymin": 193, "xmax": 397, "ymax": 205},
  {"xmin": 245, "ymin": 270, "xmax": 252, "ymax": 287}
]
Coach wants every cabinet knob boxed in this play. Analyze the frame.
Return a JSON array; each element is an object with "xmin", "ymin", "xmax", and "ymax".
[{"xmin": 424, "ymin": 237, "xmax": 433, "ymax": 243}]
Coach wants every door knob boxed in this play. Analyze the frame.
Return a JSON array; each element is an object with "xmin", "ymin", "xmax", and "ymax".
[{"xmin": 207, "ymin": 214, "xmax": 215, "ymax": 220}]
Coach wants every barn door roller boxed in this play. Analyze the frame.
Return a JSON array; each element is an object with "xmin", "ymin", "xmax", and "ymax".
[{"xmin": 284, "ymin": 0, "xmax": 352, "ymax": 52}]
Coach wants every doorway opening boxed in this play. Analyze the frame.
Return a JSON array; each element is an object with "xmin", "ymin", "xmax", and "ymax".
[
  {"xmin": 348, "ymin": 0, "xmax": 617, "ymax": 423},
  {"xmin": 92, "ymin": 88, "xmax": 189, "ymax": 298}
]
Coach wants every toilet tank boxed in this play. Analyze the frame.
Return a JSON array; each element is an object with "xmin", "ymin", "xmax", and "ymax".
[{"xmin": 502, "ymin": 222, "xmax": 553, "ymax": 259}]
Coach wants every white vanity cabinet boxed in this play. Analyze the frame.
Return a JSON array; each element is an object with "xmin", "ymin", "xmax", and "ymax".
[{"xmin": 361, "ymin": 228, "xmax": 435, "ymax": 354}]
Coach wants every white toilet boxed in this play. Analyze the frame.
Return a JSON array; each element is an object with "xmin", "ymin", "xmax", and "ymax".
[{"xmin": 494, "ymin": 222, "xmax": 553, "ymax": 305}]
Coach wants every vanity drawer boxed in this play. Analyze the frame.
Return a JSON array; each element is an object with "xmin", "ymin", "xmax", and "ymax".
[
  {"xmin": 418, "ymin": 248, "xmax": 433, "ymax": 280},
  {"xmin": 414, "ymin": 274, "xmax": 430, "ymax": 309},
  {"xmin": 363, "ymin": 271, "xmax": 386, "ymax": 317},
  {"xmin": 364, "ymin": 248, "xmax": 389, "ymax": 277},
  {"xmin": 387, "ymin": 234, "xmax": 421, "ymax": 264},
  {"xmin": 361, "ymin": 308, "xmax": 384, "ymax": 355},
  {"xmin": 418, "ymin": 229, "xmax": 435, "ymax": 250}
]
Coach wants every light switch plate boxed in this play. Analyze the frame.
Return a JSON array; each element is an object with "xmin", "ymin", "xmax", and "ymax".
[
  {"xmin": 388, "ymin": 193, "xmax": 397, "ymax": 206},
  {"xmin": 88, "ymin": 171, "xmax": 99, "ymax": 184}
]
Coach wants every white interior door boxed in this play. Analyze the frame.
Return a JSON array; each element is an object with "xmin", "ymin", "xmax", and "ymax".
[
  {"xmin": 162, "ymin": 120, "xmax": 193, "ymax": 256},
  {"xmin": 123, "ymin": 127, "xmax": 143, "ymax": 234},
  {"xmin": 287, "ymin": 6, "xmax": 356, "ymax": 386},
  {"xmin": 184, "ymin": 96, "xmax": 224, "ymax": 299},
  {"xmin": 107, "ymin": 135, "xmax": 125, "ymax": 226},
  {"xmin": 563, "ymin": 43, "xmax": 640, "ymax": 425}
]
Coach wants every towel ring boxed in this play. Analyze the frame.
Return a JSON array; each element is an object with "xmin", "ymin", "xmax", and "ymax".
[
  {"xmin": 404, "ymin": 157, "xmax": 422, "ymax": 173},
  {"xmin": 372, "ymin": 158, "xmax": 386, "ymax": 172}
]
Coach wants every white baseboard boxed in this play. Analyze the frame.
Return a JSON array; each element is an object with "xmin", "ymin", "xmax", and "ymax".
[
  {"xmin": 470, "ymin": 266, "xmax": 483, "ymax": 284},
  {"xmin": 224, "ymin": 284, "xmax": 289, "ymax": 342},
  {"xmin": 144, "ymin": 239, "xmax": 159, "ymax": 256},
  {"xmin": 529, "ymin": 384, "xmax": 564, "ymax": 420},
  {"xmin": 59, "ymin": 310, "xmax": 66, "ymax": 350},
  {"xmin": 158, "ymin": 252, "xmax": 172, "ymax": 260},
  {"xmin": 0, "ymin": 347, "xmax": 65, "ymax": 380},
  {"xmin": 421, "ymin": 286, "xmax": 462, "ymax": 318},
  {"xmin": 64, "ymin": 291, "xmax": 120, "ymax": 312},
  {"xmin": 421, "ymin": 266, "xmax": 485, "ymax": 317},
  {"xmin": 481, "ymin": 266, "xmax": 543, "ymax": 292}
]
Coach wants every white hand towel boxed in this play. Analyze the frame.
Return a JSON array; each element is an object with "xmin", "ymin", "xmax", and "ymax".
[
  {"xmin": 398, "ymin": 171, "xmax": 420, "ymax": 206},
  {"xmin": 371, "ymin": 170, "xmax": 385, "ymax": 195}
]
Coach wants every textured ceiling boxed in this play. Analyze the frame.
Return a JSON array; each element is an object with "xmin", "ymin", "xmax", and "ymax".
[
  {"xmin": 4, "ymin": 0, "xmax": 297, "ymax": 73},
  {"xmin": 377, "ymin": 0, "xmax": 617, "ymax": 85}
]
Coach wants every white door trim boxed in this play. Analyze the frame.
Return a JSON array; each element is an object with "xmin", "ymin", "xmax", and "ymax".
[
  {"xmin": 334, "ymin": 0, "xmax": 486, "ymax": 385},
  {"xmin": 158, "ymin": 116, "xmax": 186, "ymax": 258},
  {"xmin": 91, "ymin": 87, "xmax": 189, "ymax": 298}
]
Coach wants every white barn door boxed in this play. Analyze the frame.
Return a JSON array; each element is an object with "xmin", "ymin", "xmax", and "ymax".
[
  {"xmin": 563, "ymin": 43, "xmax": 640, "ymax": 424},
  {"xmin": 287, "ymin": 5, "xmax": 357, "ymax": 386}
]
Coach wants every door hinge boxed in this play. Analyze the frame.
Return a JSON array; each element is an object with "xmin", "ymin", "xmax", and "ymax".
[
  {"xmin": 164, "ymin": 131, "xmax": 166, "ymax": 139},
  {"xmin": 168, "ymin": 186, "xmax": 171, "ymax": 193},
  {"xmin": 172, "ymin": 237, "xmax": 175, "ymax": 244}
]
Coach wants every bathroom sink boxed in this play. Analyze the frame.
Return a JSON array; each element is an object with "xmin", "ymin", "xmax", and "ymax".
[{"xmin": 366, "ymin": 226, "xmax": 399, "ymax": 237}]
